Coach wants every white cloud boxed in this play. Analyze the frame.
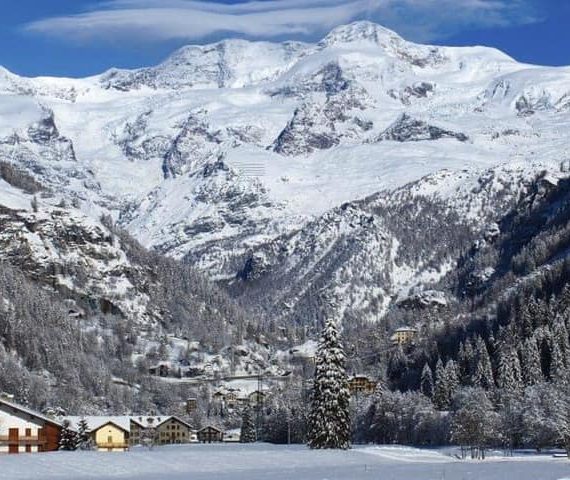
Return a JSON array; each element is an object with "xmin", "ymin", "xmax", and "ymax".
[{"xmin": 23, "ymin": 0, "xmax": 540, "ymax": 44}]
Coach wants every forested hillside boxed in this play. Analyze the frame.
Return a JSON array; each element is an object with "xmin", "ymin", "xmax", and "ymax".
[{"xmin": 348, "ymin": 174, "xmax": 570, "ymax": 452}]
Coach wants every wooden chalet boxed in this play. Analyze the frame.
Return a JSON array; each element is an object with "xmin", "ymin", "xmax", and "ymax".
[
  {"xmin": 197, "ymin": 425, "xmax": 224, "ymax": 443},
  {"xmin": 0, "ymin": 397, "xmax": 62, "ymax": 454}
]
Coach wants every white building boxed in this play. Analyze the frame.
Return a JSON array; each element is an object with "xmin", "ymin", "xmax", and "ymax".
[{"xmin": 0, "ymin": 397, "xmax": 61, "ymax": 454}]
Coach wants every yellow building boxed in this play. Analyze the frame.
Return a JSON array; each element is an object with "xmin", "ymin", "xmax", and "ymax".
[
  {"xmin": 390, "ymin": 326, "xmax": 418, "ymax": 345},
  {"xmin": 93, "ymin": 421, "xmax": 129, "ymax": 452}
]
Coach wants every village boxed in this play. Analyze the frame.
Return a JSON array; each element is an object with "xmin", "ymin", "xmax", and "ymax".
[
  {"xmin": 0, "ymin": 325, "xmax": 419, "ymax": 455},
  {"xmin": 0, "ymin": 375, "xmax": 379, "ymax": 453},
  {"xmin": 0, "ymin": 326, "xmax": 418, "ymax": 454}
]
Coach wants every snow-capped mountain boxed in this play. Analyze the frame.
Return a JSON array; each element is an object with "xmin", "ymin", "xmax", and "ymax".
[{"xmin": 1, "ymin": 20, "xmax": 570, "ymax": 324}]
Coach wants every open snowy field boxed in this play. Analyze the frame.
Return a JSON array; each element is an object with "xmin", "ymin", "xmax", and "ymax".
[{"xmin": 3, "ymin": 444, "xmax": 570, "ymax": 480}]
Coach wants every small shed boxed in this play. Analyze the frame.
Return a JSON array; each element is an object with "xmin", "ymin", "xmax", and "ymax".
[{"xmin": 197, "ymin": 426, "xmax": 224, "ymax": 443}]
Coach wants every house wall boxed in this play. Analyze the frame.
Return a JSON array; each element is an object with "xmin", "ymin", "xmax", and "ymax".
[
  {"xmin": 157, "ymin": 419, "xmax": 190, "ymax": 445},
  {"xmin": 0, "ymin": 408, "xmax": 42, "ymax": 453},
  {"xmin": 94, "ymin": 424, "xmax": 128, "ymax": 452},
  {"xmin": 41, "ymin": 423, "xmax": 60, "ymax": 452},
  {"xmin": 129, "ymin": 422, "xmax": 144, "ymax": 446},
  {"xmin": 197, "ymin": 428, "xmax": 223, "ymax": 443}
]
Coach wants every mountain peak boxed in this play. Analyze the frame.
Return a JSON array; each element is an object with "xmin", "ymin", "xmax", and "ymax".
[{"xmin": 319, "ymin": 21, "xmax": 403, "ymax": 47}]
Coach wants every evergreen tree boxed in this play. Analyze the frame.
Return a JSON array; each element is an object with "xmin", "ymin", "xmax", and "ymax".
[
  {"xmin": 433, "ymin": 358, "xmax": 448, "ymax": 410},
  {"xmin": 445, "ymin": 360, "xmax": 460, "ymax": 401},
  {"xmin": 549, "ymin": 336, "xmax": 566, "ymax": 381},
  {"xmin": 473, "ymin": 337, "xmax": 494, "ymax": 390},
  {"xmin": 521, "ymin": 337, "xmax": 542, "ymax": 386},
  {"xmin": 458, "ymin": 342, "xmax": 468, "ymax": 382},
  {"xmin": 420, "ymin": 363, "xmax": 434, "ymax": 398},
  {"xmin": 553, "ymin": 319, "xmax": 570, "ymax": 369},
  {"xmin": 75, "ymin": 417, "xmax": 93, "ymax": 450},
  {"xmin": 58, "ymin": 419, "xmax": 77, "ymax": 451},
  {"xmin": 463, "ymin": 340, "xmax": 476, "ymax": 383},
  {"xmin": 497, "ymin": 347, "xmax": 522, "ymax": 393},
  {"xmin": 240, "ymin": 407, "xmax": 257, "ymax": 443},
  {"xmin": 307, "ymin": 319, "xmax": 350, "ymax": 449}
]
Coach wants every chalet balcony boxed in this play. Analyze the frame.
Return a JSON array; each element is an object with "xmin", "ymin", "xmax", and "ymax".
[
  {"xmin": 96, "ymin": 442, "xmax": 129, "ymax": 449},
  {"xmin": 0, "ymin": 436, "xmax": 47, "ymax": 446}
]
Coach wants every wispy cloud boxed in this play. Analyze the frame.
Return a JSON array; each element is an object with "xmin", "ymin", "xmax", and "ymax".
[{"xmin": 23, "ymin": 0, "xmax": 540, "ymax": 45}]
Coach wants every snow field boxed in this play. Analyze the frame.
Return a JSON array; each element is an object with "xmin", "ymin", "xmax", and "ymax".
[{"xmin": 2, "ymin": 444, "xmax": 570, "ymax": 480}]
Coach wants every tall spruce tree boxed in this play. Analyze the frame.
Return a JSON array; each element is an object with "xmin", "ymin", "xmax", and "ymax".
[
  {"xmin": 240, "ymin": 406, "xmax": 257, "ymax": 443},
  {"xmin": 75, "ymin": 417, "xmax": 93, "ymax": 450},
  {"xmin": 420, "ymin": 363, "xmax": 434, "ymax": 398},
  {"xmin": 445, "ymin": 360, "xmax": 460, "ymax": 401},
  {"xmin": 549, "ymin": 336, "xmax": 566, "ymax": 381},
  {"xmin": 433, "ymin": 358, "xmax": 449, "ymax": 410},
  {"xmin": 58, "ymin": 419, "xmax": 77, "ymax": 451},
  {"xmin": 497, "ymin": 347, "xmax": 522, "ymax": 393},
  {"xmin": 521, "ymin": 337, "xmax": 543, "ymax": 386},
  {"xmin": 307, "ymin": 319, "xmax": 350, "ymax": 449},
  {"xmin": 473, "ymin": 336, "xmax": 494, "ymax": 390}
]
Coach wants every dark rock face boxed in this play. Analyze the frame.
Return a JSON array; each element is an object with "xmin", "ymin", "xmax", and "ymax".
[
  {"xmin": 25, "ymin": 110, "xmax": 77, "ymax": 162},
  {"xmin": 27, "ymin": 111, "xmax": 59, "ymax": 143},
  {"xmin": 375, "ymin": 114, "xmax": 468, "ymax": 143},
  {"xmin": 273, "ymin": 104, "xmax": 340, "ymax": 155},
  {"xmin": 162, "ymin": 114, "xmax": 223, "ymax": 178},
  {"xmin": 515, "ymin": 94, "xmax": 551, "ymax": 117},
  {"xmin": 272, "ymin": 68, "xmax": 373, "ymax": 156},
  {"xmin": 269, "ymin": 62, "xmax": 351, "ymax": 99},
  {"xmin": 388, "ymin": 82, "xmax": 435, "ymax": 105}
]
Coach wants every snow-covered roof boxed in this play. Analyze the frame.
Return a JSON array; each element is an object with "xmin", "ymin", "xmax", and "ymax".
[
  {"xmin": 394, "ymin": 326, "xmax": 418, "ymax": 333},
  {"xmin": 349, "ymin": 374, "xmax": 374, "ymax": 380},
  {"xmin": 214, "ymin": 380, "xmax": 271, "ymax": 400},
  {"xmin": 198, "ymin": 425, "xmax": 224, "ymax": 433},
  {"xmin": 0, "ymin": 398, "xmax": 62, "ymax": 427},
  {"xmin": 65, "ymin": 415, "xmax": 182, "ymax": 433}
]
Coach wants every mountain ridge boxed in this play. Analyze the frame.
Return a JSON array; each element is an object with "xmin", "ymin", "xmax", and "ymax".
[{"xmin": 0, "ymin": 20, "xmax": 570, "ymax": 326}]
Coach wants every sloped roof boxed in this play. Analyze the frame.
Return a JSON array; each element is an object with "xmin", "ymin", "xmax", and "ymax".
[
  {"xmin": 65, "ymin": 415, "xmax": 191, "ymax": 433},
  {"xmin": 0, "ymin": 398, "xmax": 62, "ymax": 427},
  {"xmin": 66, "ymin": 416, "xmax": 132, "ymax": 432},
  {"xmin": 197, "ymin": 425, "xmax": 223, "ymax": 433}
]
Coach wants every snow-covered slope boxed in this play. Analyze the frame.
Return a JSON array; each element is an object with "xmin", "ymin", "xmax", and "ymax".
[{"xmin": 1, "ymin": 21, "xmax": 570, "ymax": 323}]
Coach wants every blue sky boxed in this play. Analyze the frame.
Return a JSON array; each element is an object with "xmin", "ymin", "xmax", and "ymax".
[{"xmin": 2, "ymin": 0, "xmax": 569, "ymax": 78}]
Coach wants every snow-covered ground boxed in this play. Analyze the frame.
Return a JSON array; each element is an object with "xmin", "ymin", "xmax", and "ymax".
[{"xmin": 3, "ymin": 444, "xmax": 570, "ymax": 480}]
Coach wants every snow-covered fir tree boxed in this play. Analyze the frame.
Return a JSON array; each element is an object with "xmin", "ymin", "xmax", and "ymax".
[
  {"xmin": 240, "ymin": 406, "xmax": 257, "ymax": 443},
  {"xmin": 473, "ymin": 336, "xmax": 494, "ymax": 390},
  {"xmin": 496, "ymin": 346, "xmax": 522, "ymax": 393},
  {"xmin": 420, "ymin": 363, "xmax": 434, "ymax": 398},
  {"xmin": 58, "ymin": 419, "xmax": 77, "ymax": 451},
  {"xmin": 307, "ymin": 319, "xmax": 350, "ymax": 449},
  {"xmin": 521, "ymin": 336, "xmax": 542, "ymax": 386},
  {"xmin": 433, "ymin": 358, "xmax": 448, "ymax": 410},
  {"xmin": 75, "ymin": 417, "xmax": 93, "ymax": 450},
  {"xmin": 445, "ymin": 360, "xmax": 460, "ymax": 400},
  {"xmin": 549, "ymin": 335, "xmax": 566, "ymax": 381}
]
